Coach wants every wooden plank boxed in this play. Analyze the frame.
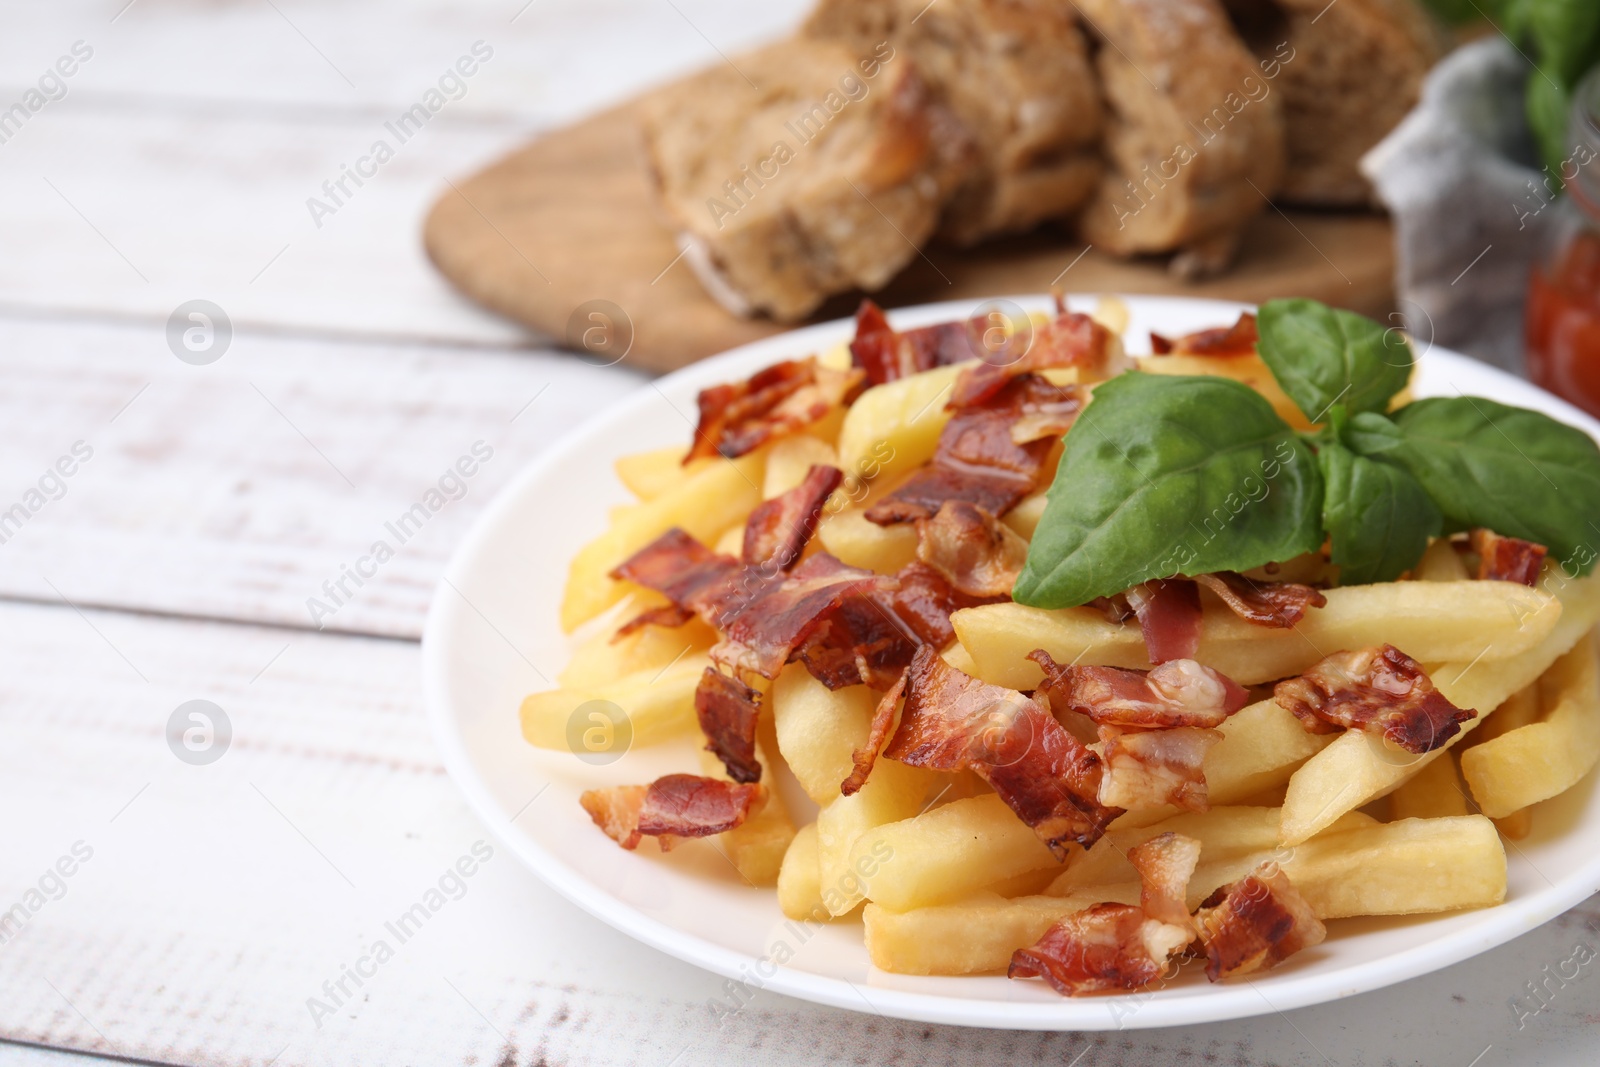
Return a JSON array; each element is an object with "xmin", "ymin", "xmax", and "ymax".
[
  {"xmin": 0, "ymin": 315, "xmax": 636, "ymax": 639},
  {"xmin": 424, "ymin": 102, "xmax": 1396, "ymax": 373},
  {"xmin": 0, "ymin": 598, "xmax": 1597, "ymax": 1067}
]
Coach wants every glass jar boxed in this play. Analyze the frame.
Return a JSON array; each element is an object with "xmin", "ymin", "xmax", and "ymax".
[{"xmin": 1526, "ymin": 67, "xmax": 1600, "ymax": 418}]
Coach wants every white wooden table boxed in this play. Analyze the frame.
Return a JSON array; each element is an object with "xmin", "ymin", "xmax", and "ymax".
[{"xmin": 0, "ymin": 3, "xmax": 1595, "ymax": 1065}]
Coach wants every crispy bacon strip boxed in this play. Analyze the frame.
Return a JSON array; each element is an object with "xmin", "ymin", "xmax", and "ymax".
[
  {"xmin": 610, "ymin": 528, "xmax": 743, "ymax": 634},
  {"xmin": 1471, "ymin": 528, "xmax": 1547, "ymax": 587},
  {"xmin": 866, "ymin": 375, "xmax": 1082, "ymax": 525},
  {"xmin": 1196, "ymin": 863, "xmax": 1326, "ymax": 980},
  {"xmin": 1274, "ymin": 644, "xmax": 1476, "ymax": 753},
  {"xmin": 694, "ymin": 667, "xmax": 762, "ymax": 783},
  {"xmin": 1008, "ymin": 903, "xmax": 1191, "ymax": 995},
  {"xmin": 1125, "ymin": 579, "xmax": 1203, "ymax": 663},
  {"xmin": 687, "ymin": 357, "xmax": 864, "ymax": 462},
  {"xmin": 1030, "ymin": 651, "xmax": 1249, "ymax": 729},
  {"xmin": 841, "ymin": 668, "xmax": 908, "ymax": 795},
  {"xmin": 848, "ymin": 300, "xmax": 986, "ymax": 385},
  {"xmin": 794, "ymin": 561, "xmax": 1002, "ymax": 691},
  {"xmin": 1149, "ymin": 312, "xmax": 1258, "ymax": 357},
  {"xmin": 579, "ymin": 774, "xmax": 764, "ymax": 851},
  {"xmin": 860, "ymin": 646, "xmax": 1120, "ymax": 853},
  {"xmin": 1194, "ymin": 571, "xmax": 1326, "ymax": 628},
  {"xmin": 949, "ymin": 312, "xmax": 1116, "ymax": 408},
  {"xmin": 742, "ymin": 465, "xmax": 843, "ymax": 571},
  {"xmin": 1128, "ymin": 832, "xmax": 1203, "ymax": 930},
  {"xmin": 711, "ymin": 552, "xmax": 891, "ymax": 679},
  {"xmin": 914, "ymin": 500, "xmax": 1028, "ymax": 598},
  {"xmin": 1097, "ymin": 725, "xmax": 1223, "ymax": 813}
]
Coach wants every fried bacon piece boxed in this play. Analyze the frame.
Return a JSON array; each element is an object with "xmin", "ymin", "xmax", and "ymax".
[
  {"xmin": 1096, "ymin": 724, "xmax": 1224, "ymax": 813},
  {"xmin": 848, "ymin": 300, "xmax": 987, "ymax": 385},
  {"xmin": 742, "ymin": 464, "xmax": 843, "ymax": 571},
  {"xmin": 841, "ymin": 669, "xmax": 908, "ymax": 795},
  {"xmin": 694, "ymin": 667, "xmax": 763, "ymax": 783},
  {"xmin": 866, "ymin": 375, "xmax": 1082, "ymax": 525},
  {"xmin": 711, "ymin": 552, "xmax": 891, "ymax": 679},
  {"xmin": 1129, "ymin": 832, "xmax": 1204, "ymax": 929},
  {"xmin": 1029, "ymin": 651, "xmax": 1249, "ymax": 729},
  {"xmin": 949, "ymin": 311, "xmax": 1118, "ymax": 408},
  {"xmin": 852, "ymin": 646, "xmax": 1121, "ymax": 852},
  {"xmin": 1195, "ymin": 863, "xmax": 1326, "ymax": 981},
  {"xmin": 687, "ymin": 357, "xmax": 864, "ymax": 462},
  {"xmin": 1149, "ymin": 312, "xmax": 1258, "ymax": 357},
  {"xmin": 1194, "ymin": 571, "xmax": 1326, "ymax": 628},
  {"xmin": 1471, "ymin": 528, "xmax": 1547, "ymax": 587},
  {"xmin": 1274, "ymin": 644, "xmax": 1476, "ymax": 753},
  {"xmin": 1008, "ymin": 903, "xmax": 1191, "ymax": 995},
  {"xmin": 1125, "ymin": 579, "xmax": 1203, "ymax": 663},
  {"xmin": 611, "ymin": 528, "xmax": 743, "ymax": 629},
  {"xmin": 579, "ymin": 774, "xmax": 765, "ymax": 851},
  {"xmin": 914, "ymin": 500, "xmax": 1029, "ymax": 598}
]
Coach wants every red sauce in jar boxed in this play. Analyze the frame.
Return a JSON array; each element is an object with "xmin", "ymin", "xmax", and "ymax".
[{"xmin": 1527, "ymin": 229, "xmax": 1600, "ymax": 419}]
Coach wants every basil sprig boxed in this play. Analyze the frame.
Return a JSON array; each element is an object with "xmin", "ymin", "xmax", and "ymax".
[{"xmin": 1015, "ymin": 299, "xmax": 1600, "ymax": 608}]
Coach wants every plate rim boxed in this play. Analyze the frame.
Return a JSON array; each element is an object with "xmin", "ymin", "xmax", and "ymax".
[{"xmin": 421, "ymin": 293, "xmax": 1600, "ymax": 1030}]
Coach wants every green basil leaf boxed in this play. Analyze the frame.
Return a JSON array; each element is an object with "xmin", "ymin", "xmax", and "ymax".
[
  {"xmin": 1014, "ymin": 373, "xmax": 1324, "ymax": 608},
  {"xmin": 1346, "ymin": 398, "xmax": 1600, "ymax": 573},
  {"xmin": 1526, "ymin": 72, "xmax": 1573, "ymax": 178},
  {"xmin": 1256, "ymin": 299, "xmax": 1414, "ymax": 424},
  {"xmin": 1319, "ymin": 437, "xmax": 1441, "ymax": 585},
  {"xmin": 1529, "ymin": 0, "xmax": 1600, "ymax": 86}
]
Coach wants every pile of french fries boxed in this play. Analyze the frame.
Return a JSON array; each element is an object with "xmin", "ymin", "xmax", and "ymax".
[{"xmin": 523, "ymin": 300, "xmax": 1600, "ymax": 985}]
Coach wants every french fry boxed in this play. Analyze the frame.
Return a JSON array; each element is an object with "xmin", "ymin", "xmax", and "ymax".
[
  {"xmin": 815, "ymin": 506, "xmax": 918, "ymax": 575},
  {"xmin": 865, "ymin": 815, "xmax": 1504, "ymax": 975},
  {"xmin": 940, "ymin": 642, "xmax": 980, "ymax": 676},
  {"xmin": 1495, "ymin": 809, "xmax": 1534, "ymax": 840},
  {"xmin": 1136, "ymin": 351, "xmax": 1310, "ymax": 431},
  {"xmin": 836, "ymin": 361, "xmax": 969, "ymax": 487},
  {"xmin": 777, "ymin": 823, "xmax": 832, "ymax": 921},
  {"xmin": 1048, "ymin": 806, "xmax": 1377, "ymax": 896},
  {"xmin": 1091, "ymin": 295, "xmax": 1130, "ymax": 337},
  {"xmin": 614, "ymin": 445, "xmax": 713, "ymax": 501},
  {"xmin": 561, "ymin": 452, "xmax": 765, "ymax": 631},
  {"xmin": 713, "ymin": 524, "xmax": 744, "ymax": 557},
  {"xmin": 816, "ymin": 759, "xmax": 939, "ymax": 916},
  {"xmin": 520, "ymin": 654, "xmax": 708, "ymax": 751},
  {"xmin": 953, "ymin": 580, "xmax": 1562, "ymax": 690},
  {"xmin": 1002, "ymin": 494, "xmax": 1047, "ymax": 540},
  {"xmin": 1205, "ymin": 697, "xmax": 1335, "ymax": 806},
  {"xmin": 1461, "ymin": 634, "xmax": 1600, "ymax": 819},
  {"xmin": 1415, "ymin": 538, "xmax": 1470, "ymax": 582},
  {"xmin": 1470, "ymin": 683, "xmax": 1541, "ymax": 747},
  {"xmin": 850, "ymin": 794, "xmax": 1064, "ymax": 912},
  {"xmin": 764, "ymin": 434, "xmax": 839, "ymax": 498},
  {"xmin": 1389, "ymin": 753, "xmax": 1470, "ymax": 821},
  {"xmin": 770, "ymin": 664, "xmax": 879, "ymax": 804},
  {"xmin": 1279, "ymin": 570, "xmax": 1600, "ymax": 845},
  {"xmin": 697, "ymin": 742, "xmax": 795, "ymax": 886},
  {"xmin": 558, "ymin": 600, "xmax": 715, "ymax": 690}
]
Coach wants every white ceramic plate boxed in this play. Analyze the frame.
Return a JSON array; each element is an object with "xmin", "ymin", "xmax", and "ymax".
[{"xmin": 422, "ymin": 295, "xmax": 1600, "ymax": 1030}]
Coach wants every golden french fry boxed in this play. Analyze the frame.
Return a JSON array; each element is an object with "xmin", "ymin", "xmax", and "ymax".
[
  {"xmin": 1091, "ymin": 295, "xmax": 1130, "ymax": 337},
  {"xmin": 1461, "ymin": 634, "xmax": 1600, "ymax": 818},
  {"xmin": 713, "ymin": 524, "xmax": 744, "ymax": 557},
  {"xmin": 697, "ymin": 742, "xmax": 795, "ymax": 886},
  {"xmin": 558, "ymin": 600, "xmax": 715, "ymax": 690},
  {"xmin": 866, "ymin": 815, "xmax": 1504, "ymax": 976},
  {"xmin": 1048, "ymin": 806, "xmax": 1376, "ymax": 896},
  {"xmin": 520, "ymin": 655, "xmax": 708, "ymax": 751},
  {"xmin": 763, "ymin": 434, "xmax": 839, "ymax": 498},
  {"xmin": 561, "ymin": 452, "xmax": 765, "ymax": 631},
  {"xmin": 614, "ymin": 445, "xmax": 713, "ymax": 501},
  {"xmin": 815, "ymin": 506, "xmax": 918, "ymax": 575},
  {"xmin": 1279, "ymin": 570, "xmax": 1600, "ymax": 845},
  {"xmin": 1415, "ymin": 538, "xmax": 1470, "ymax": 582},
  {"xmin": 816, "ymin": 758, "xmax": 938, "ymax": 916},
  {"xmin": 1471, "ymin": 683, "xmax": 1541, "ymax": 747},
  {"xmin": 770, "ymin": 664, "xmax": 879, "ymax": 804},
  {"xmin": 1205, "ymin": 697, "xmax": 1335, "ymax": 807},
  {"xmin": 1495, "ymin": 809, "xmax": 1533, "ymax": 839},
  {"xmin": 836, "ymin": 361, "xmax": 968, "ymax": 487},
  {"xmin": 1136, "ymin": 351, "xmax": 1309, "ymax": 430},
  {"xmin": 1002, "ymin": 494, "xmax": 1047, "ymax": 540},
  {"xmin": 851, "ymin": 794, "xmax": 1064, "ymax": 912},
  {"xmin": 777, "ymin": 823, "xmax": 833, "ymax": 921},
  {"xmin": 954, "ymin": 580, "xmax": 1562, "ymax": 690},
  {"xmin": 1389, "ymin": 752, "xmax": 1470, "ymax": 821},
  {"xmin": 940, "ymin": 642, "xmax": 980, "ymax": 676}
]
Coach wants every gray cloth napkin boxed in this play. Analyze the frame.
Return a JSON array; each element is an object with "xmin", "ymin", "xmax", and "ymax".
[{"xmin": 1361, "ymin": 37, "xmax": 1565, "ymax": 375}]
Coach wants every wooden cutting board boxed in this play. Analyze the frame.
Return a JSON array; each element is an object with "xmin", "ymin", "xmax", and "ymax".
[{"xmin": 424, "ymin": 100, "xmax": 1396, "ymax": 375}]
